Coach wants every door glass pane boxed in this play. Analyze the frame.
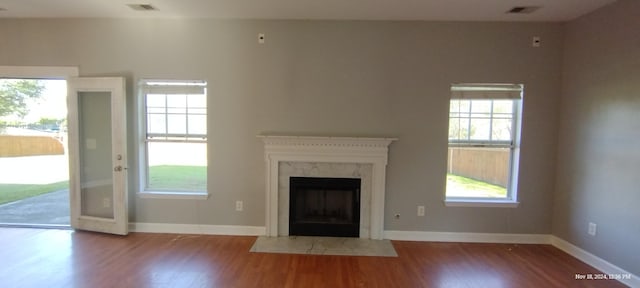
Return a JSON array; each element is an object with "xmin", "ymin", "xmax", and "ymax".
[{"xmin": 78, "ymin": 92, "xmax": 114, "ymax": 219}]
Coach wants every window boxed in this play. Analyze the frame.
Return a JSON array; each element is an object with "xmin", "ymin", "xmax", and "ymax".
[
  {"xmin": 445, "ymin": 84, "xmax": 522, "ymax": 206},
  {"xmin": 139, "ymin": 80, "xmax": 207, "ymax": 197}
]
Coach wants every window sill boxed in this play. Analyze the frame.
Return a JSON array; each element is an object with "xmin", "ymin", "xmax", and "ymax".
[
  {"xmin": 138, "ymin": 191, "xmax": 209, "ymax": 200},
  {"xmin": 445, "ymin": 199, "xmax": 519, "ymax": 208}
]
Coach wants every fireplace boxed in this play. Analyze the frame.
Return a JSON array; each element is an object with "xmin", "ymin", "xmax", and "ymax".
[
  {"xmin": 289, "ymin": 177, "xmax": 361, "ymax": 237},
  {"xmin": 259, "ymin": 135, "xmax": 396, "ymax": 239}
]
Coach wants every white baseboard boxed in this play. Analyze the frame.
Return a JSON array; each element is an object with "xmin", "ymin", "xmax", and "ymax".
[
  {"xmin": 551, "ymin": 236, "xmax": 640, "ymax": 288},
  {"xmin": 384, "ymin": 230, "xmax": 552, "ymax": 244},
  {"xmin": 382, "ymin": 231, "xmax": 638, "ymax": 287},
  {"xmin": 130, "ymin": 222, "xmax": 265, "ymax": 236}
]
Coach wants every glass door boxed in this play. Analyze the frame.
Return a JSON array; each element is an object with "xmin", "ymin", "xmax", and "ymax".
[{"xmin": 67, "ymin": 77, "xmax": 127, "ymax": 235}]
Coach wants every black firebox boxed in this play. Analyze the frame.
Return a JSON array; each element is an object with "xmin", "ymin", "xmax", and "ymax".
[{"xmin": 289, "ymin": 177, "xmax": 361, "ymax": 237}]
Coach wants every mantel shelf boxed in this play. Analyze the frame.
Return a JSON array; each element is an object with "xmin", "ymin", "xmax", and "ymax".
[{"xmin": 258, "ymin": 135, "xmax": 397, "ymax": 148}]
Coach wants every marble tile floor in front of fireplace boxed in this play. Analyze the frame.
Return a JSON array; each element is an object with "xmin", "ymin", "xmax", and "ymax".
[{"xmin": 249, "ymin": 236, "xmax": 398, "ymax": 257}]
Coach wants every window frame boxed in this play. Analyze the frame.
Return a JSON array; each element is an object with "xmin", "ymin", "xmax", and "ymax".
[
  {"xmin": 137, "ymin": 79, "xmax": 209, "ymax": 199},
  {"xmin": 445, "ymin": 84, "xmax": 523, "ymax": 208}
]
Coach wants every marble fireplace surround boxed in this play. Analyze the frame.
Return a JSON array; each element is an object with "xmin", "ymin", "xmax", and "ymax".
[
  {"xmin": 279, "ymin": 162, "xmax": 372, "ymax": 238},
  {"xmin": 259, "ymin": 135, "xmax": 396, "ymax": 240}
]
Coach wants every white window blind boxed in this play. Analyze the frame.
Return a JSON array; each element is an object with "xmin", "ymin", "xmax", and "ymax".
[
  {"xmin": 142, "ymin": 80, "xmax": 207, "ymax": 141},
  {"xmin": 451, "ymin": 83, "xmax": 522, "ymax": 100},
  {"xmin": 448, "ymin": 83, "xmax": 522, "ymax": 147}
]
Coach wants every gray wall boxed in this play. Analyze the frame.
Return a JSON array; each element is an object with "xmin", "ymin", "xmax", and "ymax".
[
  {"xmin": 0, "ymin": 19, "xmax": 563, "ymax": 234},
  {"xmin": 554, "ymin": 0, "xmax": 640, "ymax": 276}
]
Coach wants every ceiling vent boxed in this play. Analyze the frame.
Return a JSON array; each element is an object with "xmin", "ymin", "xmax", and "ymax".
[
  {"xmin": 507, "ymin": 6, "xmax": 540, "ymax": 14},
  {"xmin": 127, "ymin": 4, "xmax": 157, "ymax": 11}
]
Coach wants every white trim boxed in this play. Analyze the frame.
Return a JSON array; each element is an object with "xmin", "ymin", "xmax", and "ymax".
[
  {"xmin": 258, "ymin": 135, "xmax": 396, "ymax": 240},
  {"xmin": 551, "ymin": 236, "xmax": 640, "ymax": 288},
  {"xmin": 384, "ymin": 230, "xmax": 551, "ymax": 244},
  {"xmin": 444, "ymin": 200, "xmax": 520, "ymax": 208},
  {"xmin": 79, "ymin": 215, "xmax": 117, "ymax": 224},
  {"xmin": 382, "ymin": 231, "xmax": 638, "ymax": 287},
  {"xmin": 130, "ymin": 222, "xmax": 266, "ymax": 236},
  {"xmin": 0, "ymin": 66, "xmax": 79, "ymax": 78},
  {"xmin": 450, "ymin": 83, "xmax": 523, "ymax": 100},
  {"xmin": 137, "ymin": 191, "xmax": 209, "ymax": 200}
]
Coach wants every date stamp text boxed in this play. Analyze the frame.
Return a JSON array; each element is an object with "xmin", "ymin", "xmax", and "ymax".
[{"xmin": 575, "ymin": 273, "xmax": 632, "ymax": 280}]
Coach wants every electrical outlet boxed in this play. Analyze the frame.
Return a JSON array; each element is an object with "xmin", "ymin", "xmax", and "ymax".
[
  {"xmin": 588, "ymin": 222, "xmax": 597, "ymax": 236},
  {"xmin": 235, "ymin": 201, "xmax": 243, "ymax": 211},
  {"xmin": 417, "ymin": 206, "xmax": 425, "ymax": 216},
  {"xmin": 102, "ymin": 197, "xmax": 111, "ymax": 208}
]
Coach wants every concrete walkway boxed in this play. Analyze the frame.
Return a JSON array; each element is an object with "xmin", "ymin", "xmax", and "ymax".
[
  {"xmin": 0, "ymin": 152, "xmax": 70, "ymax": 226},
  {"xmin": 0, "ymin": 189, "xmax": 70, "ymax": 225}
]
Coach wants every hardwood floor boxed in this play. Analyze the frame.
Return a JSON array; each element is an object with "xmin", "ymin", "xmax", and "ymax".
[{"xmin": 0, "ymin": 228, "xmax": 627, "ymax": 288}]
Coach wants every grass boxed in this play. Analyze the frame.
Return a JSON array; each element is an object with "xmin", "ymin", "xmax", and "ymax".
[
  {"xmin": 446, "ymin": 173, "xmax": 507, "ymax": 198},
  {"xmin": 0, "ymin": 181, "xmax": 69, "ymax": 205},
  {"xmin": 0, "ymin": 165, "xmax": 206, "ymax": 205},
  {"xmin": 148, "ymin": 165, "xmax": 206, "ymax": 191}
]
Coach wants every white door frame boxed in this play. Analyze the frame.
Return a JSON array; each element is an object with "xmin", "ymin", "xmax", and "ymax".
[
  {"xmin": 0, "ymin": 66, "xmax": 78, "ymax": 227},
  {"xmin": 0, "ymin": 66, "xmax": 79, "ymax": 79}
]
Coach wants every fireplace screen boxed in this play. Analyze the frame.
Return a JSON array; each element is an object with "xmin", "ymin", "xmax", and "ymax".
[{"xmin": 289, "ymin": 177, "xmax": 361, "ymax": 237}]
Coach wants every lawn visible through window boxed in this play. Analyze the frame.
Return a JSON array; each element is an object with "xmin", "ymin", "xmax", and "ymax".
[
  {"xmin": 146, "ymin": 139, "xmax": 206, "ymax": 192},
  {"xmin": 446, "ymin": 174, "xmax": 506, "ymax": 198},
  {"xmin": 148, "ymin": 165, "xmax": 206, "ymax": 191}
]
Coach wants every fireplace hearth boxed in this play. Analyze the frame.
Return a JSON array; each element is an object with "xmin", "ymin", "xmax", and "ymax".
[{"xmin": 289, "ymin": 177, "xmax": 361, "ymax": 237}]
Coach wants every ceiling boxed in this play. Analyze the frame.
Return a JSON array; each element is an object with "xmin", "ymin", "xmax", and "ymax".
[{"xmin": 0, "ymin": 0, "xmax": 616, "ymax": 21}]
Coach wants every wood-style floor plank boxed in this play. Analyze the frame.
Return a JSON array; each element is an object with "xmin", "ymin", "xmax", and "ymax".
[{"xmin": 0, "ymin": 228, "xmax": 628, "ymax": 287}]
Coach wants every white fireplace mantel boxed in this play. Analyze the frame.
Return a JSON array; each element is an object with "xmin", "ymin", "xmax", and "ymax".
[{"xmin": 258, "ymin": 135, "xmax": 397, "ymax": 240}]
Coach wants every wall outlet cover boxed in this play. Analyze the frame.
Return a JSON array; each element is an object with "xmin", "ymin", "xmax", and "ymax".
[{"xmin": 588, "ymin": 222, "xmax": 597, "ymax": 236}]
